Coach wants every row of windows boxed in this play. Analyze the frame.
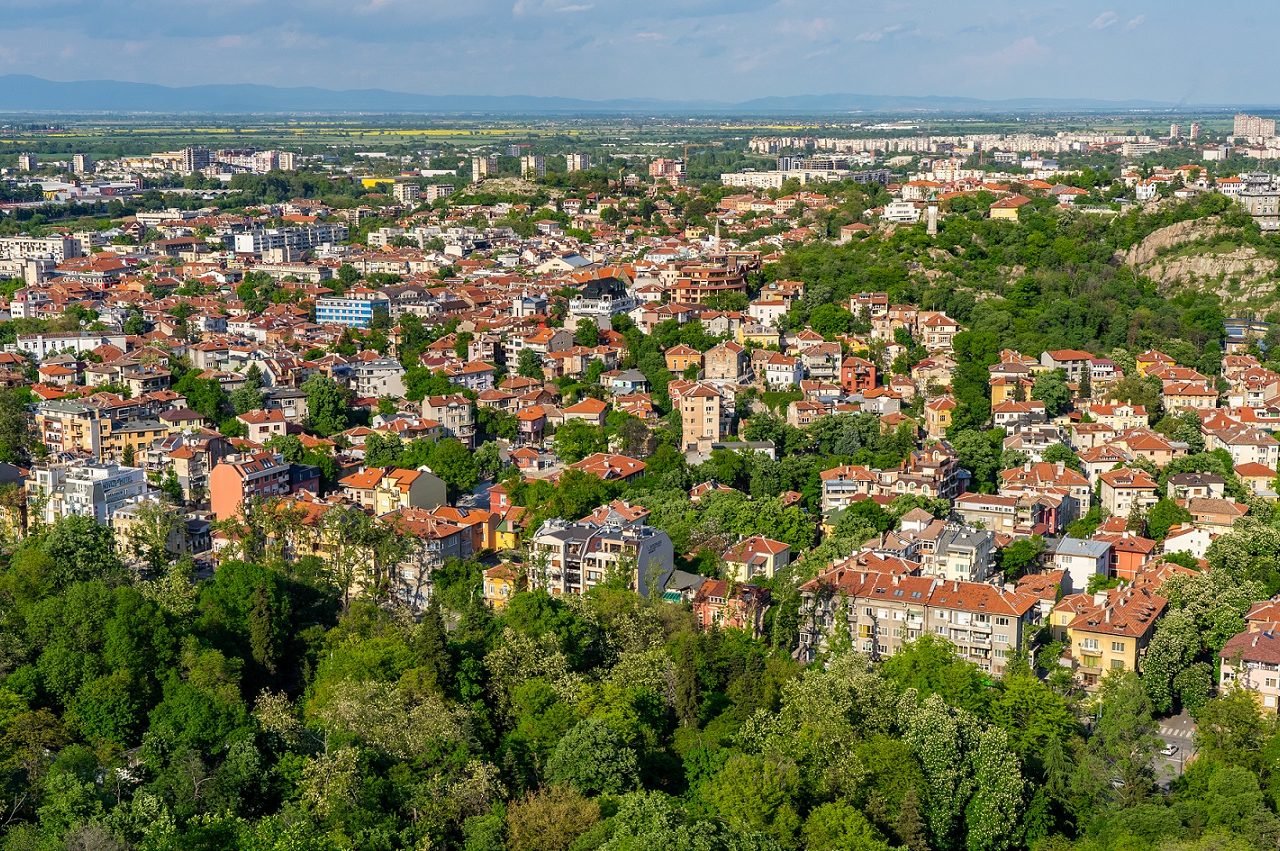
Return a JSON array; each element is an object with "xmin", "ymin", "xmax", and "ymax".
[{"xmin": 1080, "ymin": 638, "xmax": 1128, "ymax": 653}]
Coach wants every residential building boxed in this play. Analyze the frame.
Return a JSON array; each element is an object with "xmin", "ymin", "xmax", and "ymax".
[
  {"xmin": 797, "ymin": 569, "xmax": 1041, "ymax": 676},
  {"xmin": 692, "ymin": 580, "xmax": 770, "ymax": 637},
  {"xmin": 1221, "ymin": 629, "xmax": 1280, "ymax": 713},
  {"xmin": 1099, "ymin": 468, "xmax": 1159, "ymax": 517},
  {"xmin": 1061, "ymin": 586, "xmax": 1167, "ymax": 689},
  {"xmin": 339, "ymin": 466, "xmax": 447, "ymax": 514},
  {"xmin": 210, "ymin": 452, "xmax": 316, "ymax": 521},
  {"xmin": 1050, "ymin": 537, "xmax": 1111, "ymax": 593},
  {"xmin": 483, "ymin": 564, "xmax": 520, "ymax": 611},
  {"xmin": 352, "ymin": 358, "xmax": 407, "ymax": 398},
  {"xmin": 677, "ymin": 382, "xmax": 726, "ymax": 456},
  {"xmin": 471, "ymin": 156, "xmax": 499, "ymax": 182},
  {"xmin": 315, "ymin": 292, "xmax": 391, "ymax": 329},
  {"xmin": 528, "ymin": 516, "xmax": 674, "ymax": 597},
  {"xmin": 520, "ymin": 154, "xmax": 547, "ymax": 178},
  {"xmin": 723, "ymin": 535, "xmax": 791, "ymax": 582},
  {"xmin": 25, "ymin": 461, "xmax": 150, "ymax": 525}
]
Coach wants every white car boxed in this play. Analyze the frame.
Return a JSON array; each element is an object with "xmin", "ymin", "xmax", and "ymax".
[{"xmin": 1160, "ymin": 744, "xmax": 1179, "ymax": 757}]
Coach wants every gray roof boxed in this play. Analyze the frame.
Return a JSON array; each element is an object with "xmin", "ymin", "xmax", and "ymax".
[{"xmin": 1054, "ymin": 537, "xmax": 1110, "ymax": 558}]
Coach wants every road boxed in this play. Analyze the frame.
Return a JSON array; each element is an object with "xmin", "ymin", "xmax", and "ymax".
[{"xmin": 1154, "ymin": 710, "xmax": 1197, "ymax": 785}]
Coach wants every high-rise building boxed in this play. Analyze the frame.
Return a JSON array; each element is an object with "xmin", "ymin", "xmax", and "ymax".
[
  {"xmin": 16, "ymin": 153, "xmax": 36, "ymax": 171},
  {"xmin": 471, "ymin": 156, "xmax": 498, "ymax": 183},
  {"xmin": 71, "ymin": 153, "xmax": 92, "ymax": 175},
  {"xmin": 276, "ymin": 151, "xmax": 297, "ymax": 171},
  {"xmin": 1234, "ymin": 113, "xmax": 1277, "ymax": 139},
  {"xmin": 520, "ymin": 154, "xmax": 546, "ymax": 178},
  {"xmin": 649, "ymin": 158, "xmax": 686, "ymax": 185},
  {"xmin": 181, "ymin": 146, "xmax": 211, "ymax": 175},
  {"xmin": 565, "ymin": 153, "xmax": 591, "ymax": 173},
  {"xmin": 392, "ymin": 182, "xmax": 421, "ymax": 203},
  {"xmin": 424, "ymin": 184, "xmax": 455, "ymax": 203},
  {"xmin": 1169, "ymin": 123, "xmax": 1181, "ymax": 140},
  {"xmin": 1189, "ymin": 122, "xmax": 1201, "ymax": 141}
]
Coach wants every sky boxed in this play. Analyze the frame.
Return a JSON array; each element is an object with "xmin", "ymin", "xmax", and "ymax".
[{"xmin": 2, "ymin": 0, "xmax": 1276, "ymax": 104}]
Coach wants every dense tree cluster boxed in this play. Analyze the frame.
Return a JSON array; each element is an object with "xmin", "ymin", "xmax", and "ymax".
[{"xmin": 1, "ymin": 516, "xmax": 1277, "ymax": 850}]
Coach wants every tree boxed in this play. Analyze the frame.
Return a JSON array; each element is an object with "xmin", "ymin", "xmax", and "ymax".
[
  {"xmin": 553, "ymin": 420, "xmax": 607, "ymax": 464},
  {"xmin": 808, "ymin": 304, "xmax": 855, "ymax": 338},
  {"xmin": 337, "ymin": 264, "xmax": 360, "ymax": 288},
  {"xmin": 302, "ymin": 374, "xmax": 352, "ymax": 436},
  {"xmin": 506, "ymin": 786, "xmax": 601, "ymax": 851},
  {"xmin": 0, "ymin": 388, "xmax": 33, "ymax": 464},
  {"xmin": 427, "ymin": 438, "xmax": 480, "ymax": 500},
  {"xmin": 803, "ymin": 801, "xmax": 895, "ymax": 851},
  {"xmin": 950, "ymin": 428, "xmax": 1005, "ymax": 493},
  {"xmin": 703, "ymin": 753, "xmax": 802, "ymax": 845},
  {"xmin": 1147, "ymin": 498, "xmax": 1192, "ymax": 542},
  {"xmin": 517, "ymin": 349, "xmax": 544, "ymax": 380},
  {"xmin": 1041, "ymin": 442, "xmax": 1083, "ymax": 472},
  {"xmin": 998, "ymin": 536, "xmax": 1045, "ymax": 580},
  {"xmin": 574, "ymin": 318, "xmax": 601, "ymax": 348},
  {"xmin": 174, "ymin": 372, "xmax": 227, "ymax": 423},
  {"xmin": 545, "ymin": 719, "xmax": 639, "ymax": 795},
  {"xmin": 39, "ymin": 515, "xmax": 124, "ymax": 587},
  {"xmin": 125, "ymin": 498, "xmax": 183, "ymax": 571},
  {"xmin": 1032, "ymin": 369, "xmax": 1072, "ymax": 417}
]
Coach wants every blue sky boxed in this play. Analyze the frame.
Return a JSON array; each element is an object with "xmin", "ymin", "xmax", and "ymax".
[{"xmin": 2, "ymin": 1, "xmax": 1274, "ymax": 104}]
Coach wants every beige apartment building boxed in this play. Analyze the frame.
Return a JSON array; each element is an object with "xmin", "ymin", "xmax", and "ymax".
[{"xmin": 797, "ymin": 568, "xmax": 1041, "ymax": 676}]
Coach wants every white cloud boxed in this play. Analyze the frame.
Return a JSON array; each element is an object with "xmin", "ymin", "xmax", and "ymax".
[
  {"xmin": 982, "ymin": 35, "xmax": 1049, "ymax": 69},
  {"xmin": 855, "ymin": 22, "xmax": 906, "ymax": 43},
  {"xmin": 1089, "ymin": 11, "xmax": 1118, "ymax": 30},
  {"xmin": 1125, "ymin": 14, "xmax": 1146, "ymax": 30}
]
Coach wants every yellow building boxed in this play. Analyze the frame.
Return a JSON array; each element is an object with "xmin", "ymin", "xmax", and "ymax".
[
  {"xmin": 483, "ymin": 563, "xmax": 521, "ymax": 611},
  {"xmin": 924, "ymin": 396, "xmax": 956, "ymax": 440},
  {"xmin": 1135, "ymin": 350, "xmax": 1176, "ymax": 377},
  {"xmin": 1063, "ymin": 586, "xmax": 1166, "ymax": 689},
  {"xmin": 989, "ymin": 194, "xmax": 1031, "ymax": 220},
  {"xmin": 102, "ymin": 420, "xmax": 173, "ymax": 464}
]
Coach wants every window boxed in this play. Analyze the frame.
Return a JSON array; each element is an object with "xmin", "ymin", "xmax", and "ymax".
[
  {"xmin": 1112, "ymin": 641, "xmax": 1126, "ymax": 653},
  {"xmin": 1110, "ymin": 659, "xmax": 1125, "ymax": 670},
  {"xmin": 1267, "ymin": 677, "xmax": 1278, "ymax": 689},
  {"xmin": 996, "ymin": 617, "xmax": 1010, "ymax": 626},
  {"xmin": 994, "ymin": 633, "xmax": 1008, "ymax": 644},
  {"xmin": 1082, "ymin": 638, "xmax": 1099, "ymax": 651}
]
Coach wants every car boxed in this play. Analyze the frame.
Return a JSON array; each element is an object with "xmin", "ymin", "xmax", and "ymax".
[{"xmin": 1160, "ymin": 744, "xmax": 1179, "ymax": 757}]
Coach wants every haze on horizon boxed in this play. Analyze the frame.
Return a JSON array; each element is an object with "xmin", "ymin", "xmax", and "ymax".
[{"xmin": 3, "ymin": 0, "xmax": 1276, "ymax": 106}]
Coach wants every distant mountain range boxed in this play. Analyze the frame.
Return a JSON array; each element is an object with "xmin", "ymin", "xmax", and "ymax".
[{"xmin": 0, "ymin": 75, "xmax": 1208, "ymax": 115}]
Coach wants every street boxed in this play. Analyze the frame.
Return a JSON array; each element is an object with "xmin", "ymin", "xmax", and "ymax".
[{"xmin": 1154, "ymin": 710, "xmax": 1197, "ymax": 786}]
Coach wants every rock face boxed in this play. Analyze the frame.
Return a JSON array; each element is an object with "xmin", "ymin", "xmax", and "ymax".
[
  {"xmin": 1119, "ymin": 218, "xmax": 1229, "ymax": 267},
  {"xmin": 1119, "ymin": 216, "xmax": 1278, "ymax": 304}
]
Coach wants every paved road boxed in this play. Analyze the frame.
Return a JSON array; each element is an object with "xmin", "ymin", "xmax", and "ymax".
[{"xmin": 1154, "ymin": 711, "xmax": 1197, "ymax": 785}]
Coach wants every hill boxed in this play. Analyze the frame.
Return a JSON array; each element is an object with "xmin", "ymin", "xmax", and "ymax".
[{"xmin": 0, "ymin": 74, "xmax": 1180, "ymax": 114}]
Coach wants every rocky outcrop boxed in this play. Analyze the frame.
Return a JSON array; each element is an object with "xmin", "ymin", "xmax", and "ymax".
[
  {"xmin": 1119, "ymin": 216, "xmax": 1277, "ymax": 303},
  {"xmin": 1119, "ymin": 217, "xmax": 1228, "ymax": 267}
]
